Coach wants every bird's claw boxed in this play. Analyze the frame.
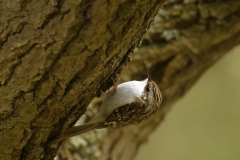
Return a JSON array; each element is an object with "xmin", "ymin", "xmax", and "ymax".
[
  {"xmin": 111, "ymin": 74, "xmax": 119, "ymax": 93},
  {"xmin": 106, "ymin": 75, "xmax": 119, "ymax": 95}
]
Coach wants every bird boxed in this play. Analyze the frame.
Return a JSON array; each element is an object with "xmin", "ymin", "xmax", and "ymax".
[{"xmin": 59, "ymin": 68, "xmax": 162, "ymax": 140}]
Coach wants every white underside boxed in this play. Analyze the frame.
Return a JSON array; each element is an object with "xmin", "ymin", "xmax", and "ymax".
[{"xmin": 98, "ymin": 79, "xmax": 148, "ymax": 118}]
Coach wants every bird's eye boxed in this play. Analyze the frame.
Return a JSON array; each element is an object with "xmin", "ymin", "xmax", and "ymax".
[{"xmin": 146, "ymin": 87, "xmax": 150, "ymax": 92}]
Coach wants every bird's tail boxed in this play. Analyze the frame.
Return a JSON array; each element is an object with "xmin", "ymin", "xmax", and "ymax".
[{"xmin": 58, "ymin": 122, "xmax": 101, "ymax": 140}]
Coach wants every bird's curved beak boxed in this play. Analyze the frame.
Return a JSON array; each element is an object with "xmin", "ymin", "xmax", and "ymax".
[{"xmin": 146, "ymin": 67, "xmax": 152, "ymax": 82}]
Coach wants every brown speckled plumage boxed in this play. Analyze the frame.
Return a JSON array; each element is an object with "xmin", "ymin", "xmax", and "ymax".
[{"xmin": 59, "ymin": 68, "xmax": 162, "ymax": 140}]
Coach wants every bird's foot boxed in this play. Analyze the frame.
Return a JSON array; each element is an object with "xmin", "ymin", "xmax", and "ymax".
[
  {"xmin": 111, "ymin": 74, "xmax": 119, "ymax": 93},
  {"xmin": 106, "ymin": 75, "xmax": 119, "ymax": 95}
]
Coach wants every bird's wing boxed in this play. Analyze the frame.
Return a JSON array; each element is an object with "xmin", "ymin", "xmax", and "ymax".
[{"xmin": 100, "ymin": 101, "xmax": 147, "ymax": 128}]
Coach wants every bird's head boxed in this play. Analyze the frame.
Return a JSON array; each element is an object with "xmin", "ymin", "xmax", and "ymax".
[{"xmin": 141, "ymin": 68, "xmax": 162, "ymax": 113}]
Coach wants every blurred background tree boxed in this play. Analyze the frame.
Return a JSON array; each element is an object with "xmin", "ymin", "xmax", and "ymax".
[{"xmin": 137, "ymin": 46, "xmax": 240, "ymax": 160}]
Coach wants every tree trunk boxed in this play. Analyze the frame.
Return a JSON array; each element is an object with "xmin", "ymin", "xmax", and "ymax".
[
  {"xmin": 0, "ymin": 1, "xmax": 240, "ymax": 160},
  {"xmin": 0, "ymin": 0, "xmax": 165, "ymax": 160},
  {"xmin": 57, "ymin": 1, "xmax": 240, "ymax": 160}
]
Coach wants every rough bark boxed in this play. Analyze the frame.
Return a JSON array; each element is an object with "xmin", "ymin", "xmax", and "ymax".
[
  {"xmin": 56, "ymin": 1, "xmax": 240, "ymax": 160},
  {"xmin": 0, "ymin": 0, "xmax": 166, "ymax": 160}
]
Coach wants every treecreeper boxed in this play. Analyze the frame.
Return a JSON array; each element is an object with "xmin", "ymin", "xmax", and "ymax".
[{"xmin": 59, "ymin": 68, "xmax": 162, "ymax": 140}]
